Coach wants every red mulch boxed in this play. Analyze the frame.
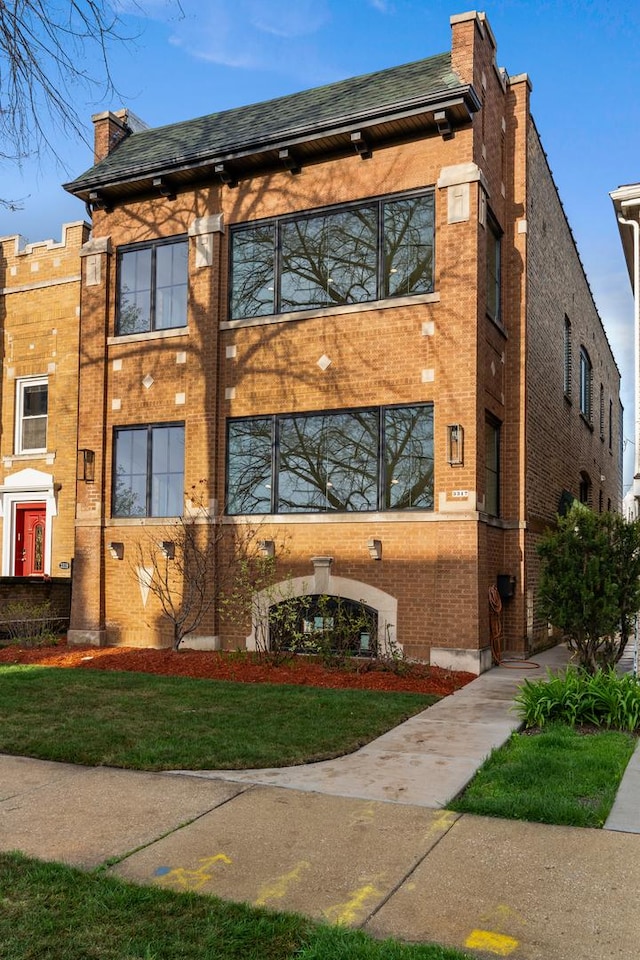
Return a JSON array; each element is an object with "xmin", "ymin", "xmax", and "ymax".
[{"xmin": 0, "ymin": 639, "xmax": 475, "ymax": 697}]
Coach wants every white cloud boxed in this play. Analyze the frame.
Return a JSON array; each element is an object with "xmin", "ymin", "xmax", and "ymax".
[
  {"xmin": 247, "ymin": 0, "xmax": 330, "ymax": 38},
  {"xmin": 121, "ymin": 0, "xmax": 334, "ymax": 78}
]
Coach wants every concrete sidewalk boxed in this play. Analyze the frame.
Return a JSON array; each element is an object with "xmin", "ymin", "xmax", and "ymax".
[
  {"xmin": 174, "ymin": 645, "xmax": 574, "ymax": 808},
  {"xmin": 2, "ymin": 643, "xmax": 640, "ymax": 959},
  {"xmin": 2, "ymin": 757, "xmax": 640, "ymax": 959}
]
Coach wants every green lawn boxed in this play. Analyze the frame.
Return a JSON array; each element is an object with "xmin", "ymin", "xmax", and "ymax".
[
  {"xmin": 0, "ymin": 665, "xmax": 436, "ymax": 770},
  {"xmin": 0, "ymin": 853, "xmax": 471, "ymax": 960},
  {"xmin": 449, "ymin": 723, "xmax": 637, "ymax": 827}
]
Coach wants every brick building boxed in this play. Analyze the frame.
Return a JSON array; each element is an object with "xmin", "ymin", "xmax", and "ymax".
[
  {"xmin": 0, "ymin": 222, "xmax": 89, "ymax": 582},
  {"xmin": 611, "ymin": 183, "xmax": 640, "ymax": 516},
  {"xmin": 64, "ymin": 10, "xmax": 621, "ymax": 671}
]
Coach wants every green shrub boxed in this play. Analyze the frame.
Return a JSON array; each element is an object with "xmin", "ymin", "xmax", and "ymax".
[
  {"xmin": 514, "ymin": 668, "xmax": 640, "ymax": 732},
  {"xmin": 537, "ymin": 504, "xmax": 640, "ymax": 673}
]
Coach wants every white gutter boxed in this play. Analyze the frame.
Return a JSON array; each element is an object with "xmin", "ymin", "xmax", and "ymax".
[{"xmin": 618, "ymin": 201, "xmax": 640, "ymax": 493}]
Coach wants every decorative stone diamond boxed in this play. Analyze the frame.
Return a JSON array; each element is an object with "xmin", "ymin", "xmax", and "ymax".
[
  {"xmin": 142, "ymin": 374, "xmax": 154, "ymax": 389},
  {"xmin": 317, "ymin": 354, "xmax": 331, "ymax": 371}
]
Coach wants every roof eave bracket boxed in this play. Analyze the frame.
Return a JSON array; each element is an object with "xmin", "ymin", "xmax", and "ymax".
[
  {"xmin": 152, "ymin": 176, "xmax": 176, "ymax": 200},
  {"xmin": 279, "ymin": 148, "xmax": 301, "ymax": 175},
  {"xmin": 214, "ymin": 163, "xmax": 237, "ymax": 188},
  {"xmin": 433, "ymin": 110, "xmax": 453, "ymax": 139},
  {"xmin": 88, "ymin": 190, "xmax": 112, "ymax": 214},
  {"xmin": 351, "ymin": 131, "xmax": 372, "ymax": 160}
]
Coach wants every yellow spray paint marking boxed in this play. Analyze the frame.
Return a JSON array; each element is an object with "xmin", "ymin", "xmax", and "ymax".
[
  {"xmin": 349, "ymin": 803, "xmax": 376, "ymax": 827},
  {"xmin": 254, "ymin": 861, "xmax": 311, "ymax": 907},
  {"xmin": 424, "ymin": 809, "xmax": 458, "ymax": 838},
  {"xmin": 154, "ymin": 854, "xmax": 232, "ymax": 892},
  {"xmin": 465, "ymin": 929, "xmax": 519, "ymax": 956},
  {"xmin": 323, "ymin": 884, "xmax": 382, "ymax": 925},
  {"xmin": 481, "ymin": 904, "xmax": 526, "ymax": 927}
]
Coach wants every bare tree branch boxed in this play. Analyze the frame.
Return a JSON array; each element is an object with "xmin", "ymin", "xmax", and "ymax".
[{"xmin": 0, "ymin": 1, "xmax": 136, "ymax": 167}]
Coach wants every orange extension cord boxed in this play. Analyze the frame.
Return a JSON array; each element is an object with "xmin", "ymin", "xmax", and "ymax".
[{"xmin": 488, "ymin": 584, "xmax": 539, "ymax": 669}]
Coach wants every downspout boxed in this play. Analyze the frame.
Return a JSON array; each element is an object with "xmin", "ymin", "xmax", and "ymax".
[{"xmin": 618, "ymin": 204, "xmax": 640, "ymax": 501}]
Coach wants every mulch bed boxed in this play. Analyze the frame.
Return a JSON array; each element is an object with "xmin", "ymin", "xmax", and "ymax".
[{"xmin": 0, "ymin": 640, "xmax": 475, "ymax": 697}]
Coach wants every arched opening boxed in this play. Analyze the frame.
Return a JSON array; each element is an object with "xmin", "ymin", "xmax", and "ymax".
[
  {"xmin": 269, "ymin": 594, "xmax": 378, "ymax": 657},
  {"xmin": 246, "ymin": 565, "xmax": 398, "ymax": 656},
  {"xmin": 579, "ymin": 470, "xmax": 591, "ymax": 507}
]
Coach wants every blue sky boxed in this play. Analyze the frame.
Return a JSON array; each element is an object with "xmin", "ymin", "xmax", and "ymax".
[{"xmin": 1, "ymin": 0, "xmax": 639, "ymax": 486}]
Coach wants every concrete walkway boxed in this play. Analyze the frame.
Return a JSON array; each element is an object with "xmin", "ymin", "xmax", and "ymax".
[
  {"xmin": 174, "ymin": 645, "xmax": 575, "ymax": 808},
  {"xmin": 2, "ymin": 643, "xmax": 640, "ymax": 960},
  {"xmin": 177, "ymin": 643, "xmax": 640, "ymax": 830}
]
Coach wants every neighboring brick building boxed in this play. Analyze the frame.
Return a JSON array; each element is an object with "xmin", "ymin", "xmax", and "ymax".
[
  {"xmin": 0, "ymin": 221, "xmax": 89, "ymax": 582},
  {"xmin": 64, "ymin": 10, "xmax": 621, "ymax": 670},
  {"xmin": 611, "ymin": 182, "xmax": 640, "ymax": 516}
]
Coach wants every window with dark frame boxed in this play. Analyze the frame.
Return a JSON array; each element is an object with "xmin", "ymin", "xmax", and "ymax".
[
  {"xmin": 485, "ymin": 417, "xmax": 500, "ymax": 517},
  {"xmin": 112, "ymin": 423, "xmax": 185, "ymax": 517},
  {"xmin": 563, "ymin": 315, "xmax": 572, "ymax": 397},
  {"xmin": 609, "ymin": 398, "xmax": 613, "ymax": 451},
  {"xmin": 486, "ymin": 213, "xmax": 501, "ymax": 323},
  {"xmin": 579, "ymin": 347, "xmax": 592, "ymax": 421},
  {"xmin": 116, "ymin": 237, "xmax": 188, "ymax": 335},
  {"xmin": 16, "ymin": 377, "xmax": 48, "ymax": 454},
  {"xmin": 599, "ymin": 384, "xmax": 605, "ymax": 440},
  {"xmin": 579, "ymin": 471, "xmax": 591, "ymax": 506},
  {"xmin": 229, "ymin": 191, "xmax": 435, "ymax": 320},
  {"xmin": 226, "ymin": 404, "xmax": 434, "ymax": 515}
]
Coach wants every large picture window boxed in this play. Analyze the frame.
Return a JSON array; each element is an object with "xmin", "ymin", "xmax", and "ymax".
[
  {"xmin": 226, "ymin": 404, "xmax": 434, "ymax": 515},
  {"xmin": 113, "ymin": 423, "xmax": 185, "ymax": 517},
  {"xmin": 229, "ymin": 191, "xmax": 435, "ymax": 320},
  {"xmin": 116, "ymin": 237, "xmax": 188, "ymax": 335},
  {"xmin": 15, "ymin": 377, "xmax": 48, "ymax": 454}
]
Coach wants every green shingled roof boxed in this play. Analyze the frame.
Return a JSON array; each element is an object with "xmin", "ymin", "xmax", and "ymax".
[{"xmin": 66, "ymin": 51, "xmax": 464, "ymax": 193}]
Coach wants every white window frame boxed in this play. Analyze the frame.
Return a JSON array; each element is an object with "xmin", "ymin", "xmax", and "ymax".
[{"xmin": 15, "ymin": 376, "xmax": 48, "ymax": 455}]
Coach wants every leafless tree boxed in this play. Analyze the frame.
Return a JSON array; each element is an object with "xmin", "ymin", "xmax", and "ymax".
[
  {"xmin": 0, "ymin": 1, "xmax": 180, "ymax": 208},
  {"xmin": 131, "ymin": 482, "xmax": 222, "ymax": 650}
]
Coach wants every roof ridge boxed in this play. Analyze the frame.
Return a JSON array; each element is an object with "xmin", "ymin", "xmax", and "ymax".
[{"xmin": 118, "ymin": 50, "xmax": 454, "ymax": 143}]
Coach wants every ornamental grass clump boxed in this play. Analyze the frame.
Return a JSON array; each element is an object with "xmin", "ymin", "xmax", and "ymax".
[{"xmin": 514, "ymin": 668, "xmax": 640, "ymax": 732}]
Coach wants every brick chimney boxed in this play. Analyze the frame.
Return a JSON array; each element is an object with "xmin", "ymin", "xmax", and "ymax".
[
  {"xmin": 91, "ymin": 109, "xmax": 149, "ymax": 164},
  {"xmin": 450, "ymin": 10, "xmax": 498, "ymax": 90}
]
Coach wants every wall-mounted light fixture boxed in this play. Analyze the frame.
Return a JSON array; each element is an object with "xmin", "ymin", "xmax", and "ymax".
[
  {"xmin": 77, "ymin": 448, "xmax": 95, "ymax": 482},
  {"xmin": 447, "ymin": 424, "xmax": 464, "ymax": 465},
  {"xmin": 367, "ymin": 539, "xmax": 382, "ymax": 561},
  {"xmin": 108, "ymin": 542, "xmax": 124, "ymax": 560},
  {"xmin": 160, "ymin": 541, "xmax": 175, "ymax": 560},
  {"xmin": 259, "ymin": 539, "xmax": 275, "ymax": 559}
]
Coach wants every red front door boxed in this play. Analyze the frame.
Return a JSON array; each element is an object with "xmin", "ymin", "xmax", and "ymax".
[{"xmin": 15, "ymin": 504, "xmax": 46, "ymax": 577}]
